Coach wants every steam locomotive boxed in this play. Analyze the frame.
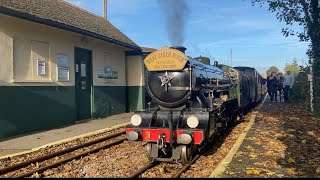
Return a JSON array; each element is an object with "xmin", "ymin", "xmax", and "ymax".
[{"xmin": 126, "ymin": 46, "xmax": 267, "ymax": 164}]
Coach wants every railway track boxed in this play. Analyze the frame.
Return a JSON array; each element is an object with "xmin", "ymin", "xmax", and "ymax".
[
  {"xmin": 127, "ymin": 153, "xmax": 202, "ymax": 178},
  {"xmin": 0, "ymin": 130, "xmax": 126, "ymax": 178},
  {"xmin": 127, "ymin": 143, "xmax": 212, "ymax": 178}
]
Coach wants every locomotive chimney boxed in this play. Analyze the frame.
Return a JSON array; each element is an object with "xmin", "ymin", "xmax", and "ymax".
[
  {"xmin": 171, "ymin": 46, "xmax": 187, "ymax": 54},
  {"xmin": 214, "ymin": 61, "xmax": 219, "ymax": 67}
]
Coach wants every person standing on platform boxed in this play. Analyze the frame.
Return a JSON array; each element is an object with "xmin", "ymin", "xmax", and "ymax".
[
  {"xmin": 283, "ymin": 70, "xmax": 295, "ymax": 102},
  {"xmin": 266, "ymin": 75, "xmax": 272, "ymax": 100},
  {"xmin": 268, "ymin": 72, "xmax": 278, "ymax": 102},
  {"xmin": 277, "ymin": 72, "xmax": 284, "ymax": 101}
]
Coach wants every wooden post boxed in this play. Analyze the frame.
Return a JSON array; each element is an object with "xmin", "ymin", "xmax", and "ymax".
[{"xmin": 309, "ymin": 61, "xmax": 314, "ymax": 112}]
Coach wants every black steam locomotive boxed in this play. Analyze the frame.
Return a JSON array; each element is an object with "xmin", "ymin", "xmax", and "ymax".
[{"xmin": 126, "ymin": 46, "xmax": 267, "ymax": 164}]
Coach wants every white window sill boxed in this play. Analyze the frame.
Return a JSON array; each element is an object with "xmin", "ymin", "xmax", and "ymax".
[{"xmin": 12, "ymin": 79, "xmax": 55, "ymax": 83}]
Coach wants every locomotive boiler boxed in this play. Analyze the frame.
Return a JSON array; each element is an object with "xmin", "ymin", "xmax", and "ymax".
[{"xmin": 125, "ymin": 46, "xmax": 266, "ymax": 164}]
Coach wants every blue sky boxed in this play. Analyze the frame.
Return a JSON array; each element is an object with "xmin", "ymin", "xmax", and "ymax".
[{"xmin": 65, "ymin": 0, "xmax": 309, "ymax": 74}]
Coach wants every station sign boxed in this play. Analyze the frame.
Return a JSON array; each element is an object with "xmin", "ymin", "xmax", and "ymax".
[
  {"xmin": 144, "ymin": 46, "xmax": 188, "ymax": 71},
  {"xmin": 97, "ymin": 66, "xmax": 118, "ymax": 79}
]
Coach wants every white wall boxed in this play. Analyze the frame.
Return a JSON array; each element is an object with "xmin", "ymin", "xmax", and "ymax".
[{"xmin": 0, "ymin": 14, "xmax": 127, "ymax": 87}]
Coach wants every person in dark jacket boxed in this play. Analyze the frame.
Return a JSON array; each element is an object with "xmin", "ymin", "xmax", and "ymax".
[
  {"xmin": 270, "ymin": 72, "xmax": 278, "ymax": 102},
  {"xmin": 277, "ymin": 72, "xmax": 284, "ymax": 101},
  {"xmin": 266, "ymin": 75, "xmax": 272, "ymax": 100}
]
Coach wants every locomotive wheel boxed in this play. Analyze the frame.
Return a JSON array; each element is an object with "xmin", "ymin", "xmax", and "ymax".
[
  {"xmin": 181, "ymin": 145, "xmax": 197, "ymax": 165},
  {"xmin": 146, "ymin": 143, "xmax": 156, "ymax": 162}
]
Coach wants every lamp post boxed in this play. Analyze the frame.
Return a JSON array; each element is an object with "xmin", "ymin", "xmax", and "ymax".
[{"xmin": 103, "ymin": 0, "xmax": 107, "ymax": 19}]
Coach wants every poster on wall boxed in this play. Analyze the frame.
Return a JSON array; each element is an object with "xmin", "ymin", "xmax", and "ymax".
[
  {"xmin": 37, "ymin": 60, "xmax": 46, "ymax": 75},
  {"xmin": 56, "ymin": 53, "xmax": 69, "ymax": 67},
  {"xmin": 57, "ymin": 67, "xmax": 69, "ymax": 81},
  {"xmin": 56, "ymin": 53, "xmax": 70, "ymax": 81}
]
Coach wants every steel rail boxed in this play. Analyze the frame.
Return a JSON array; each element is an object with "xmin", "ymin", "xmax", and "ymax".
[
  {"xmin": 14, "ymin": 137, "xmax": 125, "ymax": 178},
  {"xmin": 171, "ymin": 153, "xmax": 201, "ymax": 178},
  {"xmin": 127, "ymin": 154, "xmax": 199, "ymax": 179},
  {"xmin": 127, "ymin": 162, "xmax": 158, "ymax": 178},
  {"xmin": 0, "ymin": 130, "xmax": 126, "ymax": 176}
]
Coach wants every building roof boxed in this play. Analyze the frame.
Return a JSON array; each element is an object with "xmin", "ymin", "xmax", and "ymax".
[
  {"xmin": 141, "ymin": 47, "xmax": 157, "ymax": 56},
  {"xmin": 0, "ymin": 0, "xmax": 141, "ymax": 51},
  {"xmin": 141, "ymin": 47, "xmax": 157, "ymax": 53}
]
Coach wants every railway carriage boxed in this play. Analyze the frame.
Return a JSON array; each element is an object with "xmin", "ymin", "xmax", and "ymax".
[
  {"xmin": 126, "ymin": 46, "xmax": 266, "ymax": 164},
  {"xmin": 234, "ymin": 67, "xmax": 267, "ymax": 105}
]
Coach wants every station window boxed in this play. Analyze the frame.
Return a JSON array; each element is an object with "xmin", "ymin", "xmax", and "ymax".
[{"xmin": 13, "ymin": 38, "xmax": 51, "ymax": 82}]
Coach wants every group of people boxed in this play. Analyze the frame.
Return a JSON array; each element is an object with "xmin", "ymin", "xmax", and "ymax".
[{"xmin": 267, "ymin": 70, "xmax": 295, "ymax": 102}]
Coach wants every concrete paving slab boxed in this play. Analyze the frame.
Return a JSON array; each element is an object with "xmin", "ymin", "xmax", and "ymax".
[{"xmin": 209, "ymin": 94, "xmax": 268, "ymax": 177}]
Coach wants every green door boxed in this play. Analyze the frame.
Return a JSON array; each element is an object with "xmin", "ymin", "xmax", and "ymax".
[{"xmin": 75, "ymin": 47, "xmax": 93, "ymax": 120}]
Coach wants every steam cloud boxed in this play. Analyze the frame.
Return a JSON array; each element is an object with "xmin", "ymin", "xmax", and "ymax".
[{"xmin": 158, "ymin": 0, "xmax": 190, "ymax": 46}]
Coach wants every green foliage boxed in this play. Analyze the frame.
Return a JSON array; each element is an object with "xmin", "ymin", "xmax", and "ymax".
[
  {"xmin": 266, "ymin": 66, "xmax": 279, "ymax": 76},
  {"xmin": 288, "ymin": 64, "xmax": 320, "ymax": 116},
  {"xmin": 284, "ymin": 58, "xmax": 301, "ymax": 75},
  {"xmin": 250, "ymin": 0, "xmax": 313, "ymax": 42},
  {"xmin": 289, "ymin": 66, "xmax": 310, "ymax": 109}
]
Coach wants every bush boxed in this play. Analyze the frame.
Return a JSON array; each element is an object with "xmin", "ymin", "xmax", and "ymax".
[{"xmin": 289, "ymin": 67, "xmax": 314, "ymax": 114}]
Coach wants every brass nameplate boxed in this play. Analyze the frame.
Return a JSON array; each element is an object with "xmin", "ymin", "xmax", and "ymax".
[{"xmin": 144, "ymin": 46, "xmax": 188, "ymax": 71}]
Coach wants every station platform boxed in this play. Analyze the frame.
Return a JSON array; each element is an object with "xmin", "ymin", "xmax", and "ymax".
[
  {"xmin": 210, "ymin": 96, "xmax": 320, "ymax": 178},
  {"xmin": 0, "ymin": 113, "xmax": 132, "ymax": 158}
]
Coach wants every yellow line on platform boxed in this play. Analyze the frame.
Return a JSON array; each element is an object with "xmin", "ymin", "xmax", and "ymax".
[
  {"xmin": 0, "ymin": 122, "xmax": 130, "ymax": 160},
  {"xmin": 209, "ymin": 94, "xmax": 267, "ymax": 178}
]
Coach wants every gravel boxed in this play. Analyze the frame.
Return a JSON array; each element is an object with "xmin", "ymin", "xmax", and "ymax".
[
  {"xmin": 43, "ymin": 141, "xmax": 149, "ymax": 178},
  {"xmin": 0, "ymin": 127, "xmax": 126, "ymax": 177}
]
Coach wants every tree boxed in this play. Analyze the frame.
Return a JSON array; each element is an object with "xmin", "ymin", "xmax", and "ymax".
[
  {"xmin": 251, "ymin": 0, "xmax": 320, "ymax": 116},
  {"xmin": 284, "ymin": 58, "xmax": 301, "ymax": 75},
  {"xmin": 266, "ymin": 66, "xmax": 280, "ymax": 76}
]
